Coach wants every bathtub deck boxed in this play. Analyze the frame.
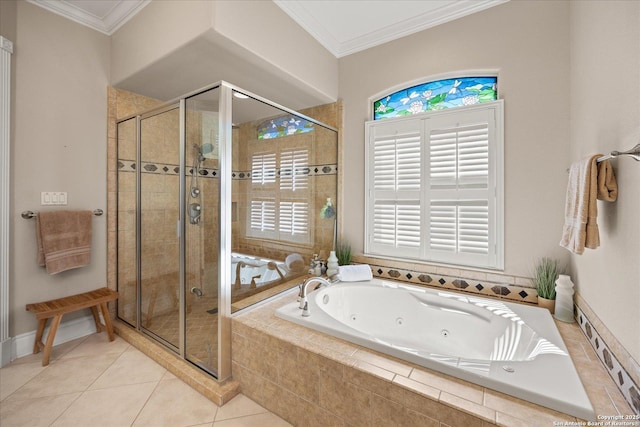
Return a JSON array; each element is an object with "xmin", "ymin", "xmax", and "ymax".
[{"xmin": 231, "ymin": 288, "xmax": 632, "ymax": 427}]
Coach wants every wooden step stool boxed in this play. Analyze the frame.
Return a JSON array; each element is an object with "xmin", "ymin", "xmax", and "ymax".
[{"xmin": 26, "ymin": 287, "xmax": 118, "ymax": 366}]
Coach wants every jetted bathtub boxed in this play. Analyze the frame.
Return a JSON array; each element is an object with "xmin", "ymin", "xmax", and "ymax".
[
  {"xmin": 231, "ymin": 253, "xmax": 287, "ymax": 288},
  {"xmin": 275, "ymin": 278, "xmax": 595, "ymax": 421}
]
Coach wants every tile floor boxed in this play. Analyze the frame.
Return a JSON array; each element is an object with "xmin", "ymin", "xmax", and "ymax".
[{"xmin": 0, "ymin": 333, "xmax": 292, "ymax": 427}]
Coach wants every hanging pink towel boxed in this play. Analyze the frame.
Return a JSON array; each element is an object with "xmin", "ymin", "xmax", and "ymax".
[{"xmin": 36, "ymin": 210, "xmax": 92, "ymax": 274}]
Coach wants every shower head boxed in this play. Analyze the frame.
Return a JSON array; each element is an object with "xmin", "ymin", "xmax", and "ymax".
[
  {"xmin": 200, "ymin": 143, "xmax": 213, "ymax": 156},
  {"xmin": 201, "ymin": 143, "xmax": 215, "ymax": 159}
]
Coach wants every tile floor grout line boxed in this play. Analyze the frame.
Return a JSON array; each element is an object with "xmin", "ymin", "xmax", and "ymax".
[
  {"xmin": 212, "ymin": 411, "xmax": 280, "ymax": 426},
  {"xmin": 1, "ymin": 361, "xmax": 53, "ymax": 403},
  {"xmin": 2, "ymin": 335, "xmax": 290, "ymax": 427},
  {"xmin": 47, "ymin": 389, "xmax": 85, "ymax": 427},
  {"xmin": 128, "ymin": 377, "xmax": 165, "ymax": 427},
  {"xmin": 87, "ymin": 378, "xmax": 166, "ymax": 393},
  {"xmin": 83, "ymin": 345, "xmax": 129, "ymax": 392}
]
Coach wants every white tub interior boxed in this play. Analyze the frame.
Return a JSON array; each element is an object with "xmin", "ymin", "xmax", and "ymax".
[
  {"xmin": 275, "ymin": 278, "xmax": 595, "ymax": 421},
  {"xmin": 231, "ymin": 253, "xmax": 287, "ymax": 287}
]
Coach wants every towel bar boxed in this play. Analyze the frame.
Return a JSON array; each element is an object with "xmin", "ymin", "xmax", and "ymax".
[
  {"xmin": 596, "ymin": 143, "xmax": 640, "ymax": 163},
  {"xmin": 21, "ymin": 209, "xmax": 103, "ymax": 219},
  {"xmin": 566, "ymin": 143, "xmax": 640, "ymax": 173}
]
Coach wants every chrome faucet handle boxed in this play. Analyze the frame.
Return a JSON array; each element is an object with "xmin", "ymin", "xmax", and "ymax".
[
  {"xmin": 299, "ymin": 275, "xmax": 338, "ymax": 315},
  {"xmin": 298, "ymin": 282, "xmax": 306, "ymax": 308}
]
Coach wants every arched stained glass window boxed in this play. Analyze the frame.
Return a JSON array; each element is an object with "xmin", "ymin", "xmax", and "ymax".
[
  {"xmin": 257, "ymin": 115, "xmax": 314, "ymax": 139},
  {"xmin": 373, "ymin": 76, "xmax": 497, "ymax": 120}
]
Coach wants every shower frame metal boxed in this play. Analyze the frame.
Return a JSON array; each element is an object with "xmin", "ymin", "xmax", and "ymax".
[{"xmin": 116, "ymin": 81, "xmax": 337, "ymax": 382}]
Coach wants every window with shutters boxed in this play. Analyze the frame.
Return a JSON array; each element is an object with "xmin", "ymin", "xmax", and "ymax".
[
  {"xmin": 365, "ymin": 101, "xmax": 503, "ymax": 269},
  {"xmin": 247, "ymin": 147, "xmax": 311, "ymax": 244}
]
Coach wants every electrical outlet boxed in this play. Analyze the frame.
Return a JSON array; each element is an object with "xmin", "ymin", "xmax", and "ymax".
[{"xmin": 41, "ymin": 192, "xmax": 68, "ymax": 206}]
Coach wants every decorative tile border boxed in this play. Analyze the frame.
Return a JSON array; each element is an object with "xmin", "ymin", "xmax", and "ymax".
[
  {"xmin": 576, "ymin": 306, "xmax": 640, "ymax": 415},
  {"xmin": 361, "ymin": 260, "xmax": 538, "ymax": 305},
  {"xmin": 117, "ymin": 159, "xmax": 136, "ymax": 173},
  {"xmin": 118, "ymin": 159, "xmax": 182, "ymax": 175},
  {"xmin": 118, "ymin": 159, "xmax": 337, "ymax": 181},
  {"xmin": 232, "ymin": 163, "xmax": 337, "ymax": 180}
]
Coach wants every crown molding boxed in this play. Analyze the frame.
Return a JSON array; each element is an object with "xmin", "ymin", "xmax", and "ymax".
[
  {"xmin": 275, "ymin": 0, "xmax": 508, "ymax": 58},
  {"xmin": 0, "ymin": 37, "xmax": 13, "ymax": 54},
  {"xmin": 273, "ymin": 0, "xmax": 342, "ymax": 56},
  {"xmin": 27, "ymin": 0, "xmax": 151, "ymax": 35}
]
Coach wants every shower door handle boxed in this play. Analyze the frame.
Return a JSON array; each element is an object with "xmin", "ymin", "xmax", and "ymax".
[{"xmin": 176, "ymin": 219, "xmax": 181, "ymax": 237}]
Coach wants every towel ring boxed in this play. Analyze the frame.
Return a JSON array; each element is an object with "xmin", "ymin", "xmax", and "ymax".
[{"xmin": 21, "ymin": 209, "xmax": 104, "ymax": 219}]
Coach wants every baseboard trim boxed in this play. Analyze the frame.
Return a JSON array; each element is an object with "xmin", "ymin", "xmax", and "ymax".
[
  {"xmin": 1, "ymin": 338, "xmax": 11, "ymax": 367},
  {"xmin": 10, "ymin": 314, "xmax": 99, "ymax": 361}
]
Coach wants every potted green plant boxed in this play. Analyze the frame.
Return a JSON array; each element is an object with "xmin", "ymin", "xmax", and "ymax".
[
  {"xmin": 335, "ymin": 242, "xmax": 352, "ymax": 266},
  {"xmin": 532, "ymin": 257, "xmax": 562, "ymax": 314}
]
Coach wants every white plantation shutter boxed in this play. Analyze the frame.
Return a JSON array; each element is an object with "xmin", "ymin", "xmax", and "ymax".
[
  {"xmin": 251, "ymin": 152, "xmax": 276, "ymax": 185},
  {"xmin": 429, "ymin": 201, "xmax": 489, "ymax": 254},
  {"xmin": 280, "ymin": 149, "xmax": 309, "ymax": 191},
  {"xmin": 367, "ymin": 119, "xmax": 422, "ymax": 257},
  {"xmin": 373, "ymin": 201, "xmax": 421, "ymax": 249},
  {"xmin": 247, "ymin": 147, "xmax": 311, "ymax": 244},
  {"xmin": 279, "ymin": 201, "xmax": 309, "ymax": 243},
  {"xmin": 426, "ymin": 107, "xmax": 497, "ymax": 267},
  {"xmin": 429, "ymin": 124, "xmax": 489, "ymax": 186},
  {"xmin": 279, "ymin": 149, "xmax": 310, "ymax": 243},
  {"xmin": 365, "ymin": 101, "xmax": 503, "ymax": 269},
  {"xmin": 250, "ymin": 199, "xmax": 276, "ymax": 237},
  {"xmin": 373, "ymin": 132, "xmax": 421, "ymax": 191}
]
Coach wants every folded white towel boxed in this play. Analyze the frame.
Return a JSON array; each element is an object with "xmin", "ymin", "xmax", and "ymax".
[
  {"xmin": 338, "ymin": 264, "xmax": 373, "ymax": 282},
  {"xmin": 560, "ymin": 155, "xmax": 600, "ymax": 254}
]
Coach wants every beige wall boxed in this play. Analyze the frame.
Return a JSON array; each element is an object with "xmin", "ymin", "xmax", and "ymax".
[
  {"xmin": 569, "ymin": 1, "xmax": 640, "ymax": 364},
  {"xmin": 110, "ymin": 0, "xmax": 214, "ymax": 85},
  {"xmin": 110, "ymin": 1, "xmax": 338, "ymax": 109},
  {"xmin": 10, "ymin": 1, "xmax": 110, "ymax": 336},
  {"xmin": 338, "ymin": 0, "xmax": 571, "ymax": 277},
  {"xmin": 212, "ymin": 0, "xmax": 338, "ymax": 102},
  {"xmin": 0, "ymin": 1, "xmax": 17, "ymax": 42}
]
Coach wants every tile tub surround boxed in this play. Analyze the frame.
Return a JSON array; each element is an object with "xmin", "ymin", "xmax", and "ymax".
[
  {"xmin": 231, "ymin": 288, "xmax": 633, "ymax": 427},
  {"xmin": 575, "ymin": 304, "xmax": 640, "ymax": 415}
]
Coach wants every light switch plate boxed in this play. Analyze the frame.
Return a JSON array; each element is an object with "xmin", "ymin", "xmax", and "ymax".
[{"xmin": 41, "ymin": 192, "xmax": 67, "ymax": 206}]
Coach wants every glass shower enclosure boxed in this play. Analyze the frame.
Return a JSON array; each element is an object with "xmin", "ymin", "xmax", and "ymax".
[{"xmin": 116, "ymin": 82, "xmax": 338, "ymax": 380}]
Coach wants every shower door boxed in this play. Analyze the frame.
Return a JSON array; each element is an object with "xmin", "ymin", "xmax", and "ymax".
[
  {"xmin": 184, "ymin": 87, "xmax": 222, "ymax": 376},
  {"xmin": 116, "ymin": 117, "xmax": 138, "ymax": 326},
  {"xmin": 139, "ymin": 105, "xmax": 181, "ymax": 349}
]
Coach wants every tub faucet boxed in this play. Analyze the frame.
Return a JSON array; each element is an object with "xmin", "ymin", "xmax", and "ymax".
[{"xmin": 299, "ymin": 274, "xmax": 340, "ymax": 317}]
